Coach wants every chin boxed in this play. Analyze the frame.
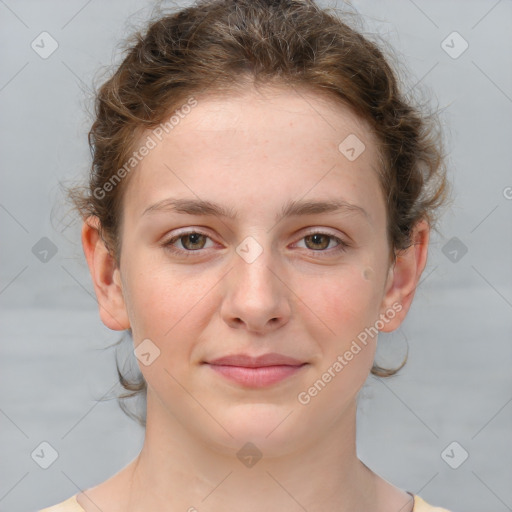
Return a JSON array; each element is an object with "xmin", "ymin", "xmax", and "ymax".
[{"xmin": 205, "ymin": 402, "xmax": 305, "ymax": 456}]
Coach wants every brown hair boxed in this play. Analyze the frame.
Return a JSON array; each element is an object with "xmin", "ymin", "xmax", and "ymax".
[{"xmin": 66, "ymin": 0, "xmax": 450, "ymax": 427}]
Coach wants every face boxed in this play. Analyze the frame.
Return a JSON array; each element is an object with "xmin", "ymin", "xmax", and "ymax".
[{"xmin": 106, "ymin": 85, "xmax": 408, "ymax": 455}]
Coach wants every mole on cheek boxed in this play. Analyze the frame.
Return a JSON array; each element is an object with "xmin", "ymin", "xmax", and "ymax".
[{"xmin": 362, "ymin": 267, "xmax": 374, "ymax": 280}]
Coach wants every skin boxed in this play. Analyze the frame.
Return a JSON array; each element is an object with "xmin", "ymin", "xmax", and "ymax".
[{"xmin": 80, "ymin": 84, "xmax": 429, "ymax": 512}]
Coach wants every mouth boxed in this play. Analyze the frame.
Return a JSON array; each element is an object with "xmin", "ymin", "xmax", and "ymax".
[{"xmin": 203, "ymin": 353, "xmax": 308, "ymax": 388}]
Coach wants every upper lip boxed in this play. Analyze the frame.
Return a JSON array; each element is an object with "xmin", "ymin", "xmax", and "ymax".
[{"xmin": 206, "ymin": 353, "xmax": 305, "ymax": 367}]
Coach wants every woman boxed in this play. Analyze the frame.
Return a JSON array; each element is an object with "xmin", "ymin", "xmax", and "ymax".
[{"xmin": 40, "ymin": 0, "xmax": 451, "ymax": 510}]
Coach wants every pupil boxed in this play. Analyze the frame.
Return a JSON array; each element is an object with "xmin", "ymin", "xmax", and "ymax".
[
  {"xmin": 184, "ymin": 233, "xmax": 204, "ymax": 249},
  {"xmin": 309, "ymin": 234, "xmax": 328, "ymax": 249}
]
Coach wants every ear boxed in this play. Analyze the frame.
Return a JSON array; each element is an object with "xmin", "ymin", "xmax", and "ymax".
[
  {"xmin": 81, "ymin": 216, "xmax": 130, "ymax": 331},
  {"xmin": 378, "ymin": 219, "xmax": 430, "ymax": 332}
]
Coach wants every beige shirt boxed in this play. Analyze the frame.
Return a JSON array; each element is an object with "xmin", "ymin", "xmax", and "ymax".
[{"xmin": 39, "ymin": 493, "xmax": 452, "ymax": 511}]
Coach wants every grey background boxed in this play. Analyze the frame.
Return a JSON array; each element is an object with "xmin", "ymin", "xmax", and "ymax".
[{"xmin": 1, "ymin": 0, "xmax": 511, "ymax": 511}]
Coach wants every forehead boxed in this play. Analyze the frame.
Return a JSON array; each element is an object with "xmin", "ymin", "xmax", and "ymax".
[
  {"xmin": 122, "ymin": 84, "xmax": 383, "ymax": 224},
  {"xmin": 176, "ymin": 84, "xmax": 378, "ymax": 153}
]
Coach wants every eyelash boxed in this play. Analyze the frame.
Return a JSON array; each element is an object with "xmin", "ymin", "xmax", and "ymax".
[{"xmin": 162, "ymin": 229, "xmax": 350, "ymax": 259}]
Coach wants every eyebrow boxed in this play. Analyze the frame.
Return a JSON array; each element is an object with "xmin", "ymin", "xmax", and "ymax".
[{"xmin": 141, "ymin": 197, "xmax": 369, "ymax": 223}]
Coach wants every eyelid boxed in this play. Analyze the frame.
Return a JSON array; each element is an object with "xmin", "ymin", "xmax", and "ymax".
[{"xmin": 298, "ymin": 227, "xmax": 346, "ymax": 241}]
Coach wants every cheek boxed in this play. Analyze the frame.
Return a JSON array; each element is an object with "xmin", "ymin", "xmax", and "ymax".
[
  {"xmin": 308, "ymin": 264, "xmax": 384, "ymax": 335},
  {"xmin": 297, "ymin": 263, "xmax": 383, "ymax": 384},
  {"xmin": 294, "ymin": 267, "xmax": 382, "ymax": 410},
  {"xmin": 123, "ymin": 267, "xmax": 216, "ymax": 389},
  {"xmin": 121, "ymin": 260, "xmax": 211, "ymax": 345}
]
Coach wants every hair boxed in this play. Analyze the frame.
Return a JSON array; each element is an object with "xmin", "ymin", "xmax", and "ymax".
[{"xmin": 65, "ymin": 0, "xmax": 450, "ymax": 427}]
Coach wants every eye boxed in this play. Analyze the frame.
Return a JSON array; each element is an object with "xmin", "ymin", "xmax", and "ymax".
[
  {"xmin": 293, "ymin": 231, "xmax": 350, "ymax": 257},
  {"xmin": 162, "ymin": 229, "xmax": 350, "ymax": 259},
  {"xmin": 162, "ymin": 230, "xmax": 215, "ymax": 257}
]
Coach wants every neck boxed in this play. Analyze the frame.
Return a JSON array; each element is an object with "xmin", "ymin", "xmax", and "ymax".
[{"xmin": 120, "ymin": 391, "xmax": 380, "ymax": 512}]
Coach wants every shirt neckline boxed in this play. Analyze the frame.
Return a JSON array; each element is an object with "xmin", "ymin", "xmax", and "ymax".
[{"xmin": 72, "ymin": 491, "xmax": 418, "ymax": 511}]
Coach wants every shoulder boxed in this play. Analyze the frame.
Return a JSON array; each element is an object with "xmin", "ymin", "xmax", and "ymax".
[
  {"xmin": 38, "ymin": 494, "xmax": 85, "ymax": 512},
  {"xmin": 413, "ymin": 494, "xmax": 452, "ymax": 512}
]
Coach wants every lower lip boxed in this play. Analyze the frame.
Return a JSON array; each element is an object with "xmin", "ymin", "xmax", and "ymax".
[{"xmin": 206, "ymin": 364, "xmax": 306, "ymax": 388}]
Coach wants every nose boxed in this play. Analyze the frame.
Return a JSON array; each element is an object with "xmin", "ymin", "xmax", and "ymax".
[{"xmin": 220, "ymin": 243, "xmax": 291, "ymax": 334}]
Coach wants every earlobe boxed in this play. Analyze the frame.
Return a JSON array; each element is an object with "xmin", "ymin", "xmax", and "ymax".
[
  {"xmin": 81, "ymin": 216, "xmax": 131, "ymax": 331},
  {"xmin": 378, "ymin": 219, "xmax": 430, "ymax": 332}
]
